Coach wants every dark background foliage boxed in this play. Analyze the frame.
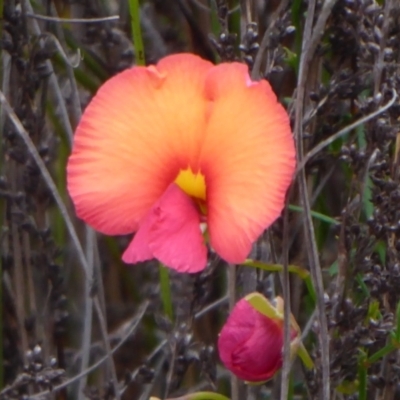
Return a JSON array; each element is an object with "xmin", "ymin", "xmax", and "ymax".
[{"xmin": 1, "ymin": 0, "xmax": 400, "ymax": 399}]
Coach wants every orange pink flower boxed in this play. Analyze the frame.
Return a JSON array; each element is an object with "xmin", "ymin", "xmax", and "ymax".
[{"xmin": 67, "ymin": 53, "xmax": 295, "ymax": 273}]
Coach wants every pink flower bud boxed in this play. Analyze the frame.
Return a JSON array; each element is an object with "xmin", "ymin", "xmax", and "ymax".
[{"xmin": 218, "ymin": 294, "xmax": 299, "ymax": 382}]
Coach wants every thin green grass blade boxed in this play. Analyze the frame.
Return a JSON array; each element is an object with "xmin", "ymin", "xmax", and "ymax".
[
  {"xmin": 159, "ymin": 264, "xmax": 173, "ymax": 321},
  {"xmin": 0, "ymin": 239, "xmax": 3, "ymax": 389},
  {"xmin": 357, "ymin": 361, "xmax": 367, "ymax": 400},
  {"xmin": 288, "ymin": 204, "xmax": 339, "ymax": 225},
  {"xmin": 0, "ymin": 0, "xmax": 4, "ymax": 387},
  {"xmin": 189, "ymin": 392, "xmax": 231, "ymax": 400},
  {"xmin": 128, "ymin": 0, "xmax": 145, "ymax": 66},
  {"xmin": 367, "ymin": 343, "xmax": 395, "ymax": 364},
  {"xmin": 128, "ymin": 0, "xmax": 173, "ymax": 328},
  {"xmin": 395, "ymin": 300, "xmax": 400, "ymax": 342}
]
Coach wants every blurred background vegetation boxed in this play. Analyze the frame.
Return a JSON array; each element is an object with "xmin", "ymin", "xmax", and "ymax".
[{"xmin": 1, "ymin": 0, "xmax": 400, "ymax": 399}]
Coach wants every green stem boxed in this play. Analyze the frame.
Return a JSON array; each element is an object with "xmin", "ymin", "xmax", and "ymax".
[
  {"xmin": 297, "ymin": 342, "xmax": 314, "ymax": 370},
  {"xmin": 358, "ymin": 363, "xmax": 367, "ymax": 400},
  {"xmin": 128, "ymin": 0, "xmax": 145, "ymax": 66},
  {"xmin": 0, "ymin": 0, "xmax": 3, "ymax": 36},
  {"xmin": 242, "ymin": 260, "xmax": 316, "ymax": 304},
  {"xmin": 210, "ymin": 0, "xmax": 219, "ymax": 38},
  {"xmin": 159, "ymin": 264, "xmax": 173, "ymax": 320}
]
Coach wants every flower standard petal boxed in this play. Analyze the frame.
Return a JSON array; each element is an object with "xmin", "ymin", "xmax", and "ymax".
[
  {"xmin": 201, "ymin": 63, "xmax": 295, "ymax": 263},
  {"xmin": 122, "ymin": 184, "xmax": 207, "ymax": 273},
  {"xmin": 67, "ymin": 54, "xmax": 213, "ymax": 235}
]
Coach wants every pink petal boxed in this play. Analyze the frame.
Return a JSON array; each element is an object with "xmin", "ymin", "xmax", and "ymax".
[
  {"xmin": 123, "ymin": 184, "xmax": 207, "ymax": 273},
  {"xmin": 122, "ymin": 214, "xmax": 153, "ymax": 263}
]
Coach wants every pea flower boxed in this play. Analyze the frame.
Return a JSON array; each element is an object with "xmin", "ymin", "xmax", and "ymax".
[
  {"xmin": 218, "ymin": 293, "xmax": 304, "ymax": 382},
  {"xmin": 67, "ymin": 54, "xmax": 295, "ymax": 273}
]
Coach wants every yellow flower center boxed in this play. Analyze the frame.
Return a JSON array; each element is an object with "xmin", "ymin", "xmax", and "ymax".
[
  {"xmin": 175, "ymin": 167, "xmax": 206, "ymax": 200},
  {"xmin": 175, "ymin": 167, "xmax": 207, "ymax": 214}
]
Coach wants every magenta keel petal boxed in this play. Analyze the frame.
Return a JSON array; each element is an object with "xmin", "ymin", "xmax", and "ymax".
[
  {"xmin": 122, "ymin": 216, "xmax": 153, "ymax": 264},
  {"xmin": 123, "ymin": 184, "xmax": 207, "ymax": 273}
]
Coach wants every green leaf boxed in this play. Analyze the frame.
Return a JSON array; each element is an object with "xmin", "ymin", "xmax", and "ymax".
[
  {"xmin": 375, "ymin": 240, "xmax": 386, "ymax": 264},
  {"xmin": 328, "ymin": 260, "xmax": 338, "ymax": 276},
  {"xmin": 355, "ymin": 274, "xmax": 370, "ymax": 298},
  {"xmin": 367, "ymin": 300, "xmax": 381, "ymax": 321},
  {"xmin": 336, "ymin": 380, "xmax": 358, "ymax": 395},
  {"xmin": 283, "ymin": 47, "xmax": 299, "ymax": 71}
]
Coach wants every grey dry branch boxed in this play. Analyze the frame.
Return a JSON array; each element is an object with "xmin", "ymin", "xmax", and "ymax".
[
  {"xmin": 0, "ymin": 90, "xmax": 91, "ymax": 282},
  {"xmin": 297, "ymin": 89, "xmax": 398, "ymax": 174},
  {"xmin": 293, "ymin": 0, "xmax": 339, "ymax": 398},
  {"xmin": 27, "ymin": 301, "xmax": 149, "ymax": 400},
  {"xmin": 25, "ymin": 13, "xmax": 120, "ymax": 23},
  {"xmin": 0, "ymin": 89, "xmax": 116, "ymax": 398}
]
